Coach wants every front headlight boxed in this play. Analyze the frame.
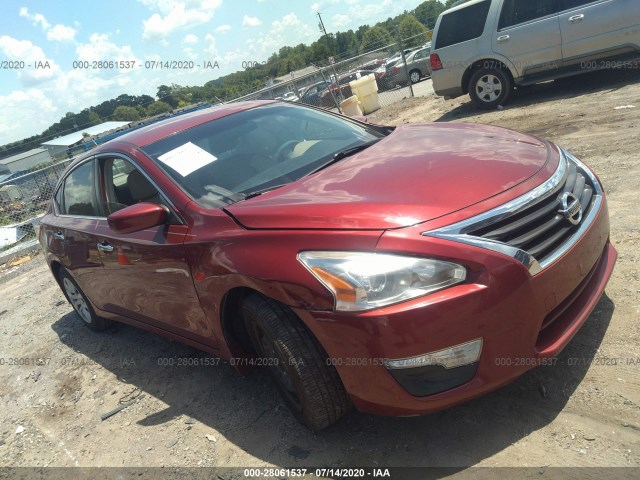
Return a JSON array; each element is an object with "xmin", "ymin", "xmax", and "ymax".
[{"xmin": 297, "ymin": 251, "xmax": 466, "ymax": 312}]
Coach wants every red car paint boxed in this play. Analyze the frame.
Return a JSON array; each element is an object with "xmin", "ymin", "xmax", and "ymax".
[{"xmin": 40, "ymin": 101, "xmax": 616, "ymax": 416}]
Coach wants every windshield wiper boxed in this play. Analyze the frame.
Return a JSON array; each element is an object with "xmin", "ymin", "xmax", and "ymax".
[
  {"xmin": 310, "ymin": 139, "xmax": 381, "ymax": 174},
  {"xmin": 243, "ymin": 184, "xmax": 288, "ymax": 200}
]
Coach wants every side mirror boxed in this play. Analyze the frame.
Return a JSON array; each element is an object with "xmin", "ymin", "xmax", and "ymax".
[{"xmin": 107, "ymin": 202, "xmax": 168, "ymax": 234}]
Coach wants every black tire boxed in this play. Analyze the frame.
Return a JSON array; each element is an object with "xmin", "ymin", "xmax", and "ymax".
[
  {"xmin": 59, "ymin": 268, "xmax": 110, "ymax": 331},
  {"xmin": 409, "ymin": 69, "xmax": 421, "ymax": 84},
  {"xmin": 468, "ymin": 67, "xmax": 513, "ymax": 109},
  {"xmin": 242, "ymin": 293, "xmax": 351, "ymax": 431}
]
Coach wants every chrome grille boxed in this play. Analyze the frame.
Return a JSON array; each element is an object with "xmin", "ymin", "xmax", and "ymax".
[
  {"xmin": 466, "ymin": 159, "xmax": 596, "ymax": 264},
  {"xmin": 423, "ymin": 149, "xmax": 603, "ymax": 275}
]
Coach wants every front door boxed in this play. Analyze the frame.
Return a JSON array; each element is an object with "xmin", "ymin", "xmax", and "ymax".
[
  {"xmin": 559, "ymin": 0, "xmax": 639, "ymax": 67},
  {"xmin": 94, "ymin": 155, "xmax": 216, "ymax": 347}
]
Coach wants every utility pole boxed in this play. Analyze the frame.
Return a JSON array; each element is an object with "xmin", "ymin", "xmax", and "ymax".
[
  {"xmin": 395, "ymin": 27, "xmax": 415, "ymax": 98},
  {"xmin": 316, "ymin": 12, "xmax": 333, "ymax": 42},
  {"xmin": 317, "ymin": 12, "xmax": 343, "ymax": 111}
]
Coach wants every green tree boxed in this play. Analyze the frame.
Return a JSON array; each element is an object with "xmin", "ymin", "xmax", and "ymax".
[
  {"xmin": 146, "ymin": 101, "xmax": 172, "ymax": 116},
  {"xmin": 445, "ymin": 0, "xmax": 469, "ymax": 8},
  {"xmin": 355, "ymin": 25, "xmax": 371, "ymax": 43},
  {"xmin": 359, "ymin": 25, "xmax": 392, "ymax": 53},
  {"xmin": 156, "ymin": 84, "xmax": 180, "ymax": 107},
  {"xmin": 112, "ymin": 105, "xmax": 141, "ymax": 121},
  {"xmin": 335, "ymin": 30, "xmax": 359, "ymax": 56},
  {"xmin": 399, "ymin": 14, "xmax": 429, "ymax": 47},
  {"xmin": 414, "ymin": 0, "xmax": 446, "ymax": 29},
  {"xmin": 309, "ymin": 40, "xmax": 332, "ymax": 63}
]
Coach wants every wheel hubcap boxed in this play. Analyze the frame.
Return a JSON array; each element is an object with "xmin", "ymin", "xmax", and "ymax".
[
  {"xmin": 411, "ymin": 72, "xmax": 419, "ymax": 83},
  {"xmin": 62, "ymin": 277, "xmax": 92, "ymax": 324},
  {"xmin": 476, "ymin": 74, "xmax": 502, "ymax": 102}
]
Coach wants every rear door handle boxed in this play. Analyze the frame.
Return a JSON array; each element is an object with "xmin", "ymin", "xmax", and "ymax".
[
  {"xmin": 497, "ymin": 35, "xmax": 510, "ymax": 43},
  {"xmin": 568, "ymin": 14, "xmax": 584, "ymax": 24},
  {"xmin": 53, "ymin": 231, "xmax": 64, "ymax": 240},
  {"xmin": 97, "ymin": 242, "xmax": 114, "ymax": 253}
]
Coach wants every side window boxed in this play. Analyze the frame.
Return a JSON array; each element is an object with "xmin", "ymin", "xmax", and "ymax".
[
  {"xmin": 499, "ymin": 0, "xmax": 562, "ymax": 29},
  {"xmin": 562, "ymin": 0, "xmax": 595, "ymax": 9},
  {"xmin": 60, "ymin": 161, "xmax": 98, "ymax": 216},
  {"xmin": 101, "ymin": 158, "xmax": 162, "ymax": 214},
  {"xmin": 414, "ymin": 49, "xmax": 428, "ymax": 60},
  {"xmin": 434, "ymin": 0, "xmax": 492, "ymax": 49}
]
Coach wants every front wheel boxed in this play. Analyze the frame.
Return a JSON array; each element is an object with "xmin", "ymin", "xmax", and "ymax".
[
  {"xmin": 59, "ymin": 269, "xmax": 110, "ymax": 331},
  {"xmin": 409, "ymin": 69, "xmax": 421, "ymax": 84},
  {"xmin": 468, "ymin": 67, "xmax": 513, "ymax": 109},
  {"xmin": 242, "ymin": 293, "xmax": 351, "ymax": 431}
]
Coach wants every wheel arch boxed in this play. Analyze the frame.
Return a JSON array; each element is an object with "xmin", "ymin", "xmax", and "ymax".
[
  {"xmin": 219, "ymin": 286, "xmax": 256, "ymax": 356},
  {"xmin": 50, "ymin": 259, "xmax": 64, "ymax": 287},
  {"xmin": 461, "ymin": 57, "xmax": 518, "ymax": 94},
  {"xmin": 219, "ymin": 285, "xmax": 335, "ymax": 364}
]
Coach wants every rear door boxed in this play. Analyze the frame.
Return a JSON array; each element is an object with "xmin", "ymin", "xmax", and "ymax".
[
  {"xmin": 93, "ymin": 154, "xmax": 216, "ymax": 346},
  {"xmin": 493, "ymin": 0, "xmax": 563, "ymax": 77},
  {"xmin": 411, "ymin": 47, "xmax": 432, "ymax": 76},
  {"xmin": 559, "ymin": 0, "xmax": 640, "ymax": 67},
  {"xmin": 44, "ymin": 159, "xmax": 116, "ymax": 309}
]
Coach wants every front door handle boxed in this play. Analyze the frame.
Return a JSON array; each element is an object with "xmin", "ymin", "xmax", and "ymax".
[
  {"xmin": 53, "ymin": 231, "xmax": 64, "ymax": 240},
  {"xmin": 568, "ymin": 14, "xmax": 584, "ymax": 24},
  {"xmin": 97, "ymin": 242, "xmax": 114, "ymax": 253},
  {"xmin": 497, "ymin": 35, "xmax": 510, "ymax": 43}
]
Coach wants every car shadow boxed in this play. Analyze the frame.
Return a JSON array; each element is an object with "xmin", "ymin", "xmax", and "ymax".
[
  {"xmin": 51, "ymin": 294, "xmax": 614, "ymax": 472},
  {"xmin": 434, "ymin": 68, "xmax": 640, "ymax": 123}
]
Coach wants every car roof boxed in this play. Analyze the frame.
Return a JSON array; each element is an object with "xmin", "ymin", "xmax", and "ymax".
[{"xmin": 106, "ymin": 100, "xmax": 274, "ymax": 148}]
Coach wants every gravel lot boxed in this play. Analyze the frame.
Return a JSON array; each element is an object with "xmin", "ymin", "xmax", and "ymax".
[{"xmin": 1, "ymin": 68, "xmax": 639, "ymax": 475}]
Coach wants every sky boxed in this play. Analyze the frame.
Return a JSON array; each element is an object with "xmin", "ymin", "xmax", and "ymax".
[{"xmin": 0, "ymin": 0, "xmax": 429, "ymax": 147}]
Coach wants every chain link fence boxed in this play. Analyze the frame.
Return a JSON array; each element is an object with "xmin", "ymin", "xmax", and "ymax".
[
  {"xmin": 1, "ymin": 160, "xmax": 72, "ymax": 258},
  {"xmin": 230, "ymin": 33, "xmax": 431, "ymax": 115}
]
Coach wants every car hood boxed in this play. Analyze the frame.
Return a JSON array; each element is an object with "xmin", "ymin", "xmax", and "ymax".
[{"xmin": 225, "ymin": 123, "xmax": 550, "ymax": 230}]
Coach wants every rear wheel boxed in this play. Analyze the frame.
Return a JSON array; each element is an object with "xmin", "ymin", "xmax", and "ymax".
[
  {"xmin": 59, "ymin": 269, "xmax": 110, "ymax": 331},
  {"xmin": 468, "ymin": 67, "xmax": 513, "ymax": 109},
  {"xmin": 242, "ymin": 293, "xmax": 351, "ymax": 431},
  {"xmin": 409, "ymin": 69, "xmax": 421, "ymax": 84}
]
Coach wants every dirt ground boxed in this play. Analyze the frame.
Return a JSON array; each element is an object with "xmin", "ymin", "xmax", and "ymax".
[{"xmin": 1, "ymin": 68, "xmax": 639, "ymax": 474}]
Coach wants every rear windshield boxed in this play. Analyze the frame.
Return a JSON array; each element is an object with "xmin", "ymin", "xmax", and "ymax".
[{"xmin": 434, "ymin": 0, "xmax": 491, "ymax": 49}]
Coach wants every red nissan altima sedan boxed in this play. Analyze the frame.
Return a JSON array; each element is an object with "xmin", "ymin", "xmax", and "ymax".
[{"xmin": 39, "ymin": 101, "xmax": 616, "ymax": 430}]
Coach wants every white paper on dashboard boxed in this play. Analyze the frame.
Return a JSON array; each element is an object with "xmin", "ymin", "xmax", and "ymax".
[{"xmin": 157, "ymin": 142, "xmax": 217, "ymax": 177}]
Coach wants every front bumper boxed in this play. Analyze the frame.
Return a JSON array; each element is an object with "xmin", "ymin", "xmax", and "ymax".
[{"xmin": 295, "ymin": 192, "xmax": 616, "ymax": 416}]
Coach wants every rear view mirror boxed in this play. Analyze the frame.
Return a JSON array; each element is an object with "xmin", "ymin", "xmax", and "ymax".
[{"xmin": 107, "ymin": 202, "xmax": 168, "ymax": 234}]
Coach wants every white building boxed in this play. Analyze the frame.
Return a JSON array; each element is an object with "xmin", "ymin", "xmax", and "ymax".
[
  {"xmin": 0, "ymin": 148, "xmax": 52, "ymax": 173},
  {"xmin": 41, "ymin": 121, "xmax": 131, "ymax": 157}
]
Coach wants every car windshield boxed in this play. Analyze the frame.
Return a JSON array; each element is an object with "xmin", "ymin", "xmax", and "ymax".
[{"xmin": 141, "ymin": 103, "xmax": 387, "ymax": 208}]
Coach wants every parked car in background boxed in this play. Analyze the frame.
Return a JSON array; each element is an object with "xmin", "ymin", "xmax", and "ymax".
[
  {"xmin": 319, "ymin": 70, "xmax": 375, "ymax": 107},
  {"xmin": 282, "ymin": 91, "xmax": 299, "ymax": 102},
  {"xmin": 430, "ymin": 0, "xmax": 640, "ymax": 108},
  {"xmin": 298, "ymin": 81, "xmax": 331, "ymax": 107},
  {"xmin": 40, "ymin": 100, "xmax": 616, "ymax": 430},
  {"xmin": 386, "ymin": 45, "xmax": 432, "ymax": 86},
  {"xmin": 354, "ymin": 59, "xmax": 391, "ymax": 90}
]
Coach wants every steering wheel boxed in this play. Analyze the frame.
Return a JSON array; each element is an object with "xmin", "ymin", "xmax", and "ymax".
[{"xmin": 274, "ymin": 140, "xmax": 299, "ymax": 161}]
